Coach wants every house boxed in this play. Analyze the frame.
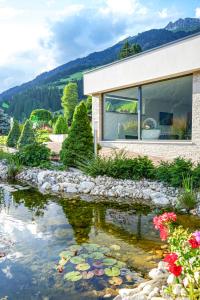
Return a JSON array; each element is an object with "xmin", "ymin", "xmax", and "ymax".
[{"xmin": 83, "ymin": 33, "xmax": 200, "ymax": 161}]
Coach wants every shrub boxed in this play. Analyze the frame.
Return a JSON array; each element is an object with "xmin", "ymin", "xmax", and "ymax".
[
  {"xmin": 7, "ymin": 159, "xmax": 22, "ymax": 179},
  {"xmin": 36, "ymin": 129, "xmax": 50, "ymax": 143},
  {"xmin": 0, "ymin": 135, "xmax": 7, "ymax": 145},
  {"xmin": 16, "ymin": 143, "xmax": 50, "ymax": 167},
  {"xmin": 53, "ymin": 115, "xmax": 68, "ymax": 134},
  {"xmin": 85, "ymin": 96, "xmax": 92, "ymax": 115},
  {"xmin": 60, "ymin": 101, "xmax": 93, "ymax": 167},
  {"xmin": 6, "ymin": 119, "xmax": 21, "ymax": 148},
  {"xmin": 192, "ymin": 163, "xmax": 200, "ymax": 188},
  {"xmin": 80, "ymin": 151, "xmax": 155, "ymax": 180},
  {"xmin": 17, "ymin": 119, "xmax": 35, "ymax": 148},
  {"xmin": 156, "ymin": 157, "xmax": 193, "ymax": 187},
  {"xmin": 30, "ymin": 109, "xmax": 52, "ymax": 127}
]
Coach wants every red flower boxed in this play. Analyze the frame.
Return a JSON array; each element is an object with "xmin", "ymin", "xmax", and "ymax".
[
  {"xmin": 168, "ymin": 264, "xmax": 182, "ymax": 277},
  {"xmin": 188, "ymin": 238, "xmax": 199, "ymax": 249},
  {"xmin": 163, "ymin": 253, "xmax": 178, "ymax": 264}
]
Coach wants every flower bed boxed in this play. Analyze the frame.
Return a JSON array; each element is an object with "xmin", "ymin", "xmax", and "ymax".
[{"xmin": 154, "ymin": 212, "xmax": 200, "ymax": 299}]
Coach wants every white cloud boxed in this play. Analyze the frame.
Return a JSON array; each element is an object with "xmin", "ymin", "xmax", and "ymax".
[
  {"xmin": 100, "ymin": 0, "xmax": 148, "ymax": 17},
  {"xmin": 0, "ymin": 6, "xmax": 24, "ymax": 19},
  {"xmin": 195, "ymin": 7, "xmax": 200, "ymax": 18},
  {"xmin": 158, "ymin": 8, "xmax": 169, "ymax": 19}
]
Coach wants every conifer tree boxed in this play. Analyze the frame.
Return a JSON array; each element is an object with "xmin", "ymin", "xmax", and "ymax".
[
  {"xmin": 7, "ymin": 119, "xmax": 21, "ymax": 148},
  {"xmin": 53, "ymin": 115, "xmax": 68, "ymax": 134},
  {"xmin": 61, "ymin": 82, "xmax": 79, "ymax": 124},
  {"xmin": 119, "ymin": 40, "xmax": 142, "ymax": 59},
  {"xmin": 18, "ymin": 119, "xmax": 35, "ymax": 148},
  {"xmin": 60, "ymin": 101, "xmax": 93, "ymax": 166}
]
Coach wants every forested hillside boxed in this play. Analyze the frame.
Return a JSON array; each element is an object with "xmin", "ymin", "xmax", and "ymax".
[{"xmin": 1, "ymin": 18, "xmax": 200, "ymax": 120}]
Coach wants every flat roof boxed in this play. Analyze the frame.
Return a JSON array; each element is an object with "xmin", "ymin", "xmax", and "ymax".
[{"xmin": 84, "ymin": 31, "xmax": 200, "ymax": 75}]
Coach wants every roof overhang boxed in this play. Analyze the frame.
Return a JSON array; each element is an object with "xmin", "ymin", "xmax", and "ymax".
[{"xmin": 84, "ymin": 33, "xmax": 200, "ymax": 95}]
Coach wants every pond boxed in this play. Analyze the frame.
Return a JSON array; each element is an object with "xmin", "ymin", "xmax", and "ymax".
[{"xmin": 0, "ymin": 183, "xmax": 199, "ymax": 300}]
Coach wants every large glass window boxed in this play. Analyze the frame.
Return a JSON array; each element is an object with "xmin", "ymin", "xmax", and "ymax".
[
  {"xmin": 103, "ymin": 87, "xmax": 139, "ymax": 140},
  {"xmin": 141, "ymin": 76, "xmax": 192, "ymax": 140},
  {"xmin": 103, "ymin": 75, "xmax": 192, "ymax": 141}
]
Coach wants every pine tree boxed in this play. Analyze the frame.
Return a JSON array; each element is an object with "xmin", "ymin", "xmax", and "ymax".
[
  {"xmin": 18, "ymin": 119, "xmax": 35, "ymax": 148},
  {"xmin": 53, "ymin": 115, "xmax": 68, "ymax": 134},
  {"xmin": 7, "ymin": 119, "xmax": 21, "ymax": 148},
  {"xmin": 0, "ymin": 109, "xmax": 10, "ymax": 134},
  {"xmin": 60, "ymin": 101, "xmax": 93, "ymax": 167},
  {"xmin": 119, "ymin": 40, "xmax": 142, "ymax": 59},
  {"xmin": 85, "ymin": 96, "xmax": 92, "ymax": 115},
  {"xmin": 61, "ymin": 82, "xmax": 79, "ymax": 124}
]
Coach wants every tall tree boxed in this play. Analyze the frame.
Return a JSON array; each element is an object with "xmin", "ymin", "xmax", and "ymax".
[
  {"xmin": 7, "ymin": 119, "xmax": 21, "ymax": 148},
  {"xmin": 18, "ymin": 119, "xmax": 35, "ymax": 148},
  {"xmin": 119, "ymin": 40, "xmax": 142, "ymax": 59},
  {"xmin": 61, "ymin": 82, "xmax": 79, "ymax": 124},
  {"xmin": 60, "ymin": 101, "xmax": 93, "ymax": 167}
]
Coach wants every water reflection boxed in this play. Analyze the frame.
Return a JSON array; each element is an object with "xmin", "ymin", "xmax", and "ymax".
[{"xmin": 0, "ymin": 185, "xmax": 199, "ymax": 300}]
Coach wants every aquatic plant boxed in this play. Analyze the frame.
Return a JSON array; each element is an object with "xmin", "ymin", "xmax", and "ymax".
[{"xmin": 56, "ymin": 242, "xmax": 138, "ymax": 289}]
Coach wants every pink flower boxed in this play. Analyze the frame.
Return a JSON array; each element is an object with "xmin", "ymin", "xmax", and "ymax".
[{"xmin": 193, "ymin": 231, "xmax": 200, "ymax": 244}]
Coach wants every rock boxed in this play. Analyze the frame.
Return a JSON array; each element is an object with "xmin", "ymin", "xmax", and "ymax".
[
  {"xmin": 37, "ymin": 171, "xmax": 51, "ymax": 185},
  {"xmin": 149, "ymin": 268, "xmax": 166, "ymax": 280},
  {"xmin": 40, "ymin": 182, "xmax": 51, "ymax": 192},
  {"xmin": 64, "ymin": 183, "xmax": 78, "ymax": 193},
  {"xmin": 142, "ymin": 284, "xmax": 153, "ymax": 295},
  {"xmin": 51, "ymin": 185, "xmax": 60, "ymax": 193},
  {"xmin": 78, "ymin": 181, "xmax": 95, "ymax": 193}
]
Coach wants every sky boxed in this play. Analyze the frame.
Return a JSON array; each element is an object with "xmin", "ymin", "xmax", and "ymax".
[{"xmin": 0, "ymin": 0, "xmax": 200, "ymax": 93}]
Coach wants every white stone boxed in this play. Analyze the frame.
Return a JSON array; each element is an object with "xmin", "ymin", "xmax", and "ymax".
[
  {"xmin": 142, "ymin": 284, "xmax": 153, "ymax": 295},
  {"xmin": 40, "ymin": 182, "xmax": 51, "ymax": 192},
  {"xmin": 149, "ymin": 268, "xmax": 165, "ymax": 280},
  {"xmin": 78, "ymin": 181, "xmax": 95, "ymax": 193},
  {"xmin": 64, "ymin": 183, "xmax": 78, "ymax": 193},
  {"xmin": 37, "ymin": 171, "xmax": 51, "ymax": 185}
]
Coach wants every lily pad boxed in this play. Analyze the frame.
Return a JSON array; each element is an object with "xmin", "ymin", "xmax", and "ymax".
[
  {"xmin": 90, "ymin": 252, "xmax": 104, "ymax": 259},
  {"xmin": 93, "ymin": 261, "xmax": 103, "ymax": 268},
  {"xmin": 59, "ymin": 257, "xmax": 69, "ymax": 266},
  {"xmin": 108, "ymin": 276, "xmax": 123, "ymax": 286},
  {"xmin": 93, "ymin": 269, "xmax": 104, "ymax": 276},
  {"xmin": 59, "ymin": 250, "xmax": 74, "ymax": 259},
  {"xmin": 80, "ymin": 253, "xmax": 90, "ymax": 259},
  {"xmin": 75, "ymin": 263, "xmax": 90, "ymax": 271},
  {"xmin": 68, "ymin": 245, "xmax": 82, "ymax": 252},
  {"xmin": 64, "ymin": 271, "xmax": 82, "ymax": 282},
  {"xmin": 116, "ymin": 261, "xmax": 126, "ymax": 269},
  {"xmin": 84, "ymin": 244, "xmax": 100, "ymax": 252},
  {"xmin": 70, "ymin": 256, "xmax": 85, "ymax": 264},
  {"xmin": 98, "ymin": 246, "xmax": 110, "ymax": 254},
  {"xmin": 103, "ymin": 258, "xmax": 117, "ymax": 266},
  {"xmin": 105, "ymin": 267, "xmax": 120, "ymax": 277},
  {"xmin": 110, "ymin": 245, "xmax": 121, "ymax": 251},
  {"xmin": 82, "ymin": 271, "xmax": 94, "ymax": 280}
]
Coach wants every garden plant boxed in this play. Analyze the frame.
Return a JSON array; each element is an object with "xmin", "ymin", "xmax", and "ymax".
[{"xmin": 153, "ymin": 212, "xmax": 200, "ymax": 299}]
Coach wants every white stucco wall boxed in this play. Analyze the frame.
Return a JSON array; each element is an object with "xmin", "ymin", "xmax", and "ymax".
[{"xmin": 84, "ymin": 34, "xmax": 200, "ymax": 95}]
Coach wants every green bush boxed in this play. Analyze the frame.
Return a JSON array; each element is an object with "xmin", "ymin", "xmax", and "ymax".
[
  {"xmin": 192, "ymin": 163, "xmax": 200, "ymax": 188},
  {"xmin": 6, "ymin": 120, "xmax": 21, "ymax": 148},
  {"xmin": 0, "ymin": 135, "xmax": 7, "ymax": 145},
  {"xmin": 0, "ymin": 150, "xmax": 13, "ymax": 162},
  {"xmin": 16, "ymin": 143, "xmax": 50, "ymax": 167},
  {"xmin": 60, "ymin": 101, "xmax": 93, "ymax": 167},
  {"xmin": 80, "ymin": 151, "xmax": 155, "ymax": 180},
  {"xmin": 7, "ymin": 159, "xmax": 22, "ymax": 179},
  {"xmin": 30, "ymin": 109, "xmax": 52, "ymax": 126},
  {"xmin": 53, "ymin": 115, "xmax": 68, "ymax": 134},
  {"xmin": 156, "ymin": 157, "xmax": 193, "ymax": 187},
  {"xmin": 18, "ymin": 119, "xmax": 35, "ymax": 148},
  {"xmin": 36, "ymin": 129, "xmax": 50, "ymax": 143}
]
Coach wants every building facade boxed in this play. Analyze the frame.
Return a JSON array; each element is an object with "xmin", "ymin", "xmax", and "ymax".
[{"xmin": 84, "ymin": 33, "xmax": 200, "ymax": 161}]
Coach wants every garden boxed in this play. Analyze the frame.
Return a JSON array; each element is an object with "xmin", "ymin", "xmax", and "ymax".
[{"xmin": 0, "ymin": 82, "xmax": 199, "ymax": 300}]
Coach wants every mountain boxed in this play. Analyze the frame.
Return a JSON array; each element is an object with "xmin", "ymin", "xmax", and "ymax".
[
  {"xmin": 1, "ymin": 17, "xmax": 200, "ymax": 120},
  {"xmin": 165, "ymin": 18, "xmax": 200, "ymax": 32}
]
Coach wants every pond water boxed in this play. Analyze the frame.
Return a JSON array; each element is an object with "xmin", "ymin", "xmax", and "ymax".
[{"xmin": 0, "ymin": 184, "xmax": 199, "ymax": 300}]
